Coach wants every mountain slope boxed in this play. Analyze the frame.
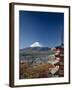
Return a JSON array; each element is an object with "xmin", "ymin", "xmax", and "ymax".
[{"xmin": 20, "ymin": 47, "xmax": 51, "ymax": 53}]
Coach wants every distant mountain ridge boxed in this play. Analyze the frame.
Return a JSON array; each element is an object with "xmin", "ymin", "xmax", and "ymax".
[{"xmin": 20, "ymin": 47, "xmax": 51, "ymax": 53}]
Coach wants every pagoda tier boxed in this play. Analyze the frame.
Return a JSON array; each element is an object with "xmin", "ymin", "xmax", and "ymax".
[{"xmin": 54, "ymin": 47, "xmax": 64, "ymax": 77}]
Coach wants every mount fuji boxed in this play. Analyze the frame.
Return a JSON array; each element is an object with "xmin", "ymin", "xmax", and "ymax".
[
  {"xmin": 30, "ymin": 42, "xmax": 43, "ymax": 47},
  {"xmin": 20, "ymin": 42, "xmax": 51, "ymax": 54}
]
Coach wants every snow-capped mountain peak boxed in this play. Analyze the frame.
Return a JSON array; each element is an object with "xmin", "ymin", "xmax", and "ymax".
[{"xmin": 30, "ymin": 42, "xmax": 42, "ymax": 47}]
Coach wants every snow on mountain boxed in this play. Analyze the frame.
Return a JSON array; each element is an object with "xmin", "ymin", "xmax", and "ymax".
[{"xmin": 30, "ymin": 42, "xmax": 43, "ymax": 47}]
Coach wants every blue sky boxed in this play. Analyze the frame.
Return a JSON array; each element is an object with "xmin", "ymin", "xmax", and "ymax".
[{"xmin": 19, "ymin": 11, "xmax": 64, "ymax": 49}]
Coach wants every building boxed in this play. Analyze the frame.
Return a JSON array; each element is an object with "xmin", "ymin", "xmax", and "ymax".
[{"xmin": 54, "ymin": 46, "xmax": 64, "ymax": 77}]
